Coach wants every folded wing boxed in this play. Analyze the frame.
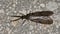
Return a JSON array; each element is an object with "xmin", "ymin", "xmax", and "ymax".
[
  {"xmin": 30, "ymin": 16, "xmax": 53, "ymax": 24},
  {"xmin": 27, "ymin": 11, "xmax": 54, "ymax": 16}
]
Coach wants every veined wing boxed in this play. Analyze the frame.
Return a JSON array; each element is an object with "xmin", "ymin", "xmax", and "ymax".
[
  {"xmin": 30, "ymin": 16, "xmax": 53, "ymax": 24},
  {"xmin": 27, "ymin": 11, "xmax": 54, "ymax": 16}
]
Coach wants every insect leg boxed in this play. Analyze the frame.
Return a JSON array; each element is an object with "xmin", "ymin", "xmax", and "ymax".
[{"xmin": 21, "ymin": 20, "xmax": 26, "ymax": 26}]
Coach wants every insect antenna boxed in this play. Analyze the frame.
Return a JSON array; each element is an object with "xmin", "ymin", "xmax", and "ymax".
[
  {"xmin": 10, "ymin": 16, "xmax": 22, "ymax": 22},
  {"xmin": 10, "ymin": 13, "xmax": 25, "ymax": 22}
]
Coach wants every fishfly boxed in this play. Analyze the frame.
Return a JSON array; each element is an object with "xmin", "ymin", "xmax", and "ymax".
[{"xmin": 11, "ymin": 11, "xmax": 54, "ymax": 25}]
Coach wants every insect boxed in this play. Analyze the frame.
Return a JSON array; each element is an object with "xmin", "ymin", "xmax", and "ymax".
[{"xmin": 11, "ymin": 11, "xmax": 54, "ymax": 25}]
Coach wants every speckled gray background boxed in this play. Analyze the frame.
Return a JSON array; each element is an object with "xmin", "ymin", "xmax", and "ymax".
[{"xmin": 0, "ymin": 0, "xmax": 60, "ymax": 34}]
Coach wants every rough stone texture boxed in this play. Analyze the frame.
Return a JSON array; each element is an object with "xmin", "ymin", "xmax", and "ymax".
[{"xmin": 0, "ymin": 0, "xmax": 60, "ymax": 34}]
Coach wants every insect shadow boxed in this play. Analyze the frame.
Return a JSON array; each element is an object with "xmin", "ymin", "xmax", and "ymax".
[{"xmin": 10, "ymin": 11, "xmax": 54, "ymax": 25}]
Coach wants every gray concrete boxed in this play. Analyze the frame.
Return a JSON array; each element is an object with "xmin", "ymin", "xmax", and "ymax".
[{"xmin": 0, "ymin": 0, "xmax": 60, "ymax": 34}]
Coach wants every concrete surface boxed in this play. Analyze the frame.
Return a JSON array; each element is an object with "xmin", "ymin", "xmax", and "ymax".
[{"xmin": 0, "ymin": 0, "xmax": 60, "ymax": 34}]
